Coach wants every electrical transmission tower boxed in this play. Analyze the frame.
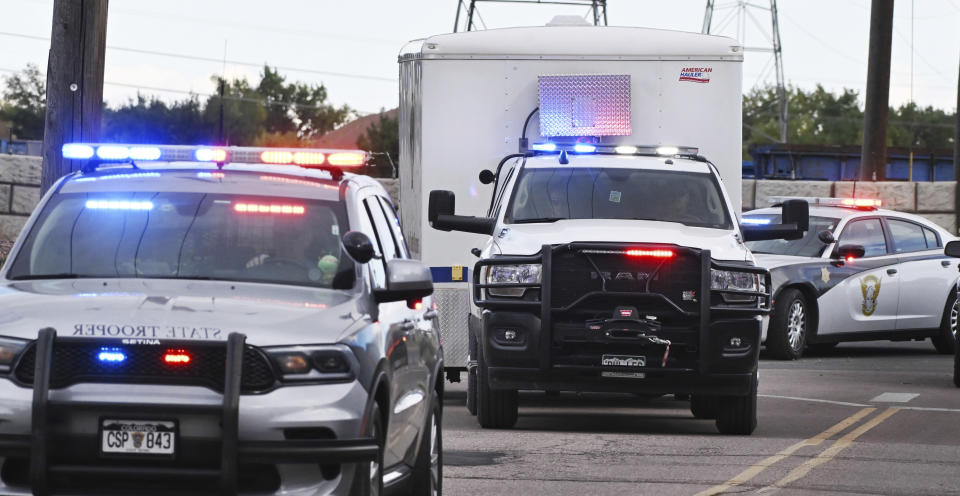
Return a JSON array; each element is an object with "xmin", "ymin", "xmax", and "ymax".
[
  {"xmin": 703, "ymin": 0, "xmax": 787, "ymax": 142},
  {"xmin": 454, "ymin": 0, "xmax": 607, "ymax": 32}
]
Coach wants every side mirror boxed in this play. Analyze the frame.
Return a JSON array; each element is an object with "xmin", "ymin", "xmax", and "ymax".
[
  {"xmin": 835, "ymin": 244, "xmax": 866, "ymax": 261},
  {"xmin": 342, "ymin": 231, "xmax": 375, "ymax": 264},
  {"xmin": 375, "ymin": 259, "xmax": 434, "ymax": 302},
  {"xmin": 817, "ymin": 230, "xmax": 836, "ymax": 244},
  {"xmin": 781, "ymin": 199, "xmax": 809, "ymax": 232},
  {"xmin": 479, "ymin": 169, "xmax": 496, "ymax": 184},
  {"xmin": 741, "ymin": 200, "xmax": 810, "ymax": 241},
  {"xmin": 427, "ymin": 189, "xmax": 496, "ymax": 236},
  {"xmin": 945, "ymin": 240, "xmax": 960, "ymax": 258}
]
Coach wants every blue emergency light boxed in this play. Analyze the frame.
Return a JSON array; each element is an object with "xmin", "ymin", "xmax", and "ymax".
[{"xmin": 97, "ymin": 347, "xmax": 127, "ymax": 363}]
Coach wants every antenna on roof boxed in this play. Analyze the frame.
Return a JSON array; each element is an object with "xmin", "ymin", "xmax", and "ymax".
[{"xmin": 453, "ymin": 0, "xmax": 608, "ymax": 32}]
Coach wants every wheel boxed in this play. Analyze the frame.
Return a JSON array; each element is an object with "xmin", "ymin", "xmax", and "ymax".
[
  {"xmin": 715, "ymin": 372, "xmax": 758, "ymax": 435},
  {"xmin": 690, "ymin": 395, "xmax": 719, "ymax": 419},
  {"xmin": 931, "ymin": 291, "xmax": 958, "ymax": 355},
  {"xmin": 358, "ymin": 402, "xmax": 384, "ymax": 496},
  {"xmin": 476, "ymin": 342, "xmax": 518, "ymax": 429},
  {"xmin": 766, "ymin": 288, "xmax": 807, "ymax": 360},
  {"xmin": 412, "ymin": 392, "xmax": 442, "ymax": 496}
]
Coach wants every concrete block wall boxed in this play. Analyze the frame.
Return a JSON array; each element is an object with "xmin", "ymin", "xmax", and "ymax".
[{"xmin": 743, "ymin": 179, "xmax": 958, "ymax": 233}]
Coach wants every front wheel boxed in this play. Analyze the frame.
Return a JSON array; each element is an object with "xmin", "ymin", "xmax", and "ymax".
[
  {"xmin": 715, "ymin": 372, "xmax": 758, "ymax": 435},
  {"xmin": 412, "ymin": 393, "xmax": 442, "ymax": 496},
  {"xmin": 476, "ymin": 343, "xmax": 518, "ymax": 429},
  {"xmin": 932, "ymin": 292, "xmax": 958, "ymax": 355},
  {"xmin": 767, "ymin": 288, "xmax": 807, "ymax": 360}
]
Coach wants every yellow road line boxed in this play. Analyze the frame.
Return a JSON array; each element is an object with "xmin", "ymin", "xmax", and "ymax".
[
  {"xmin": 768, "ymin": 407, "xmax": 899, "ymax": 489},
  {"xmin": 693, "ymin": 407, "xmax": 876, "ymax": 496}
]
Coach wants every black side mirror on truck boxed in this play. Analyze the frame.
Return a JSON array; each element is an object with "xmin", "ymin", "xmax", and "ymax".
[
  {"xmin": 428, "ymin": 190, "xmax": 496, "ymax": 235},
  {"xmin": 741, "ymin": 199, "xmax": 810, "ymax": 241}
]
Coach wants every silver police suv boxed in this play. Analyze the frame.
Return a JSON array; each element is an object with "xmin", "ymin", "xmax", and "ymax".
[{"xmin": 0, "ymin": 144, "xmax": 443, "ymax": 495}]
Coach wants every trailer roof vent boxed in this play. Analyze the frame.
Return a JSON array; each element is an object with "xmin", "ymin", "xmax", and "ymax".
[{"xmin": 545, "ymin": 15, "xmax": 592, "ymax": 27}]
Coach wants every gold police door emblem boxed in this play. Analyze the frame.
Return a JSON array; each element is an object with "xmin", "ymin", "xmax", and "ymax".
[{"xmin": 860, "ymin": 275, "xmax": 882, "ymax": 316}]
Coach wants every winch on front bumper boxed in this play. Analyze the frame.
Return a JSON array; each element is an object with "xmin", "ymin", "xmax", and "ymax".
[
  {"xmin": 472, "ymin": 243, "xmax": 771, "ymax": 395},
  {"xmin": 0, "ymin": 329, "xmax": 377, "ymax": 496}
]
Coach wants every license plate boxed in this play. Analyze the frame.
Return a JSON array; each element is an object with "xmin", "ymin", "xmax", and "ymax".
[
  {"xmin": 601, "ymin": 354, "xmax": 646, "ymax": 368},
  {"xmin": 101, "ymin": 419, "xmax": 176, "ymax": 456},
  {"xmin": 602, "ymin": 371, "xmax": 646, "ymax": 379}
]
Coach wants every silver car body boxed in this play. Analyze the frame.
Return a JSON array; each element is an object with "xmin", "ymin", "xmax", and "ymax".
[{"xmin": 0, "ymin": 161, "xmax": 442, "ymax": 495}]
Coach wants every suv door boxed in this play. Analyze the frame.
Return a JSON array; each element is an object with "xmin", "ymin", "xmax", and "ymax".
[
  {"xmin": 818, "ymin": 217, "xmax": 900, "ymax": 335},
  {"xmin": 359, "ymin": 193, "xmax": 420, "ymax": 470},
  {"xmin": 886, "ymin": 217, "xmax": 952, "ymax": 330}
]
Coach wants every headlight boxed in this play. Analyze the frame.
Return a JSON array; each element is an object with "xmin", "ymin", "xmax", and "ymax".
[
  {"xmin": 265, "ymin": 344, "xmax": 357, "ymax": 382},
  {"xmin": 0, "ymin": 337, "xmax": 28, "ymax": 373},
  {"xmin": 486, "ymin": 264, "xmax": 542, "ymax": 297},
  {"xmin": 711, "ymin": 269, "xmax": 765, "ymax": 303}
]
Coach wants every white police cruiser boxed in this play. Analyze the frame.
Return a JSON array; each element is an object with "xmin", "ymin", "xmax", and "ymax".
[
  {"xmin": 0, "ymin": 144, "xmax": 442, "ymax": 495},
  {"xmin": 745, "ymin": 197, "xmax": 958, "ymax": 360}
]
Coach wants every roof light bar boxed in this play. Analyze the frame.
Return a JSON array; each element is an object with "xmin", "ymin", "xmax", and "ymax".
[
  {"xmin": 61, "ymin": 144, "xmax": 365, "ymax": 170},
  {"xmin": 528, "ymin": 142, "xmax": 699, "ymax": 157},
  {"xmin": 768, "ymin": 197, "xmax": 882, "ymax": 210}
]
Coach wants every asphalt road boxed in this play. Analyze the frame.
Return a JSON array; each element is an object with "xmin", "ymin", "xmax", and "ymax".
[{"xmin": 441, "ymin": 340, "xmax": 960, "ymax": 495}]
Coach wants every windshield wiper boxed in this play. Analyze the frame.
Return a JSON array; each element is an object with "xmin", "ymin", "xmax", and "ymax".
[
  {"xmin": 10, "ymin": 273, "xmax": 82, "ymax": 280},
  {"xmin": 512, "ymin": 217, "xmax": 565, "ymax": 224}
]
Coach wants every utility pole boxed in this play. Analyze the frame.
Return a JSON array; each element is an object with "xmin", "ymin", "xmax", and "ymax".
[
  {"xmin": 859, "ymin": 0, "xmax": 894, "ymax": 181},
  {"xmin": 953, "ymin": 51, "xmax": 959, "ymax": 232},
  {"xmin": 40, "ymin": 0, "xmax": 109, "ymax": 194}
]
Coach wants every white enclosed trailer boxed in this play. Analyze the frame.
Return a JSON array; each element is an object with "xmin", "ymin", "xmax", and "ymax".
[{"xmin": 398, "ymin": 22, "xmax": 743, "ymax": 375}]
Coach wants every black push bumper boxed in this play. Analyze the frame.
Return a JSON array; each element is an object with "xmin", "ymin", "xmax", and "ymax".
[
  {"xmin": 0, "ymin": 328, "xmax": 377, "ymax": 496},
  {"xmin": 473, "ymin": 243, "xmax": 769, "ymax": 394}
]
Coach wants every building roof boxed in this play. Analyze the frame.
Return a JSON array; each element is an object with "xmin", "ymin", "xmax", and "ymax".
[{"xmin": 313, "ymin": 109, "xmax": 397, "ymax": 150}]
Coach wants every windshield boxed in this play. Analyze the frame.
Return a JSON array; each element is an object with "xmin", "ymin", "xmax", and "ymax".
[
  {"xmin": 744, "ymin": 214, "xmax": 840, "ymax": 257},
  {"xmin": 504, "ymin": 167, "xmax": 732, "ymax": 229},
  {"xmin": 7, "ymin": 192, "xmax": 353, "ymax": 289}
]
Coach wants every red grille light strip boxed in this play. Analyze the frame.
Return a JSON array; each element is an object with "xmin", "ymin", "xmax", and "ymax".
[{"xmin": 625, "ymin": 249, "xmax": 675, "ymax": 258}]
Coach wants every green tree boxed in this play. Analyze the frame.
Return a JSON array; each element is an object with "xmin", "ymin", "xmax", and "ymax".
[
  {"xmin": 103, "ymin": 95, "xmax": 209, "ymax": 144},
  {"xmin": 357, "ymin": 110, "xmax": 398, "ymax": 177},
  {"xmin": 888, "ymin": 102, "xmax": 954, "ymax": 150},
  {"xmin": 0, "ymin": 64, "xmax": 46, "ymax": 140},
  {"xmin": 204, "ymin": 76, "xmax": 267, "ymax": 145},
  {"xmin": 256, "ymin": 65, "xmax": 351, "ymax": 140}
]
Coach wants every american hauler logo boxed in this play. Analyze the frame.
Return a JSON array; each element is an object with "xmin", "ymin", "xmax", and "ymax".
[
  {"xmin": 679, "ymin": 67, "xmax": 712, "ymax": 83},
  {"xmin": 601, "ymin": 355, "xmax": 646, "ymax": 368}
]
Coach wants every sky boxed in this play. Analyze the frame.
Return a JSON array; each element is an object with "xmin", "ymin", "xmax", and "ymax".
[{"xmin": 1, "ymin": 0, "xmax": 958, "ymax": 118}]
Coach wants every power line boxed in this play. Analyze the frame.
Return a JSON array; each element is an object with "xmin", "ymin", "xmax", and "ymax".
[{"xmin": 0, "ymin": 31, "xmax": 397, "ymax": 83}]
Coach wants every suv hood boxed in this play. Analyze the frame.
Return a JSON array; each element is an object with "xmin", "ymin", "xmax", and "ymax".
[
  {"xmin": 493, "ymin": 219, "xmax": 751, "ymax": 262},
  {"xmin": 0, "ymin": 278, "xmax": 363, "ymax": 346}
]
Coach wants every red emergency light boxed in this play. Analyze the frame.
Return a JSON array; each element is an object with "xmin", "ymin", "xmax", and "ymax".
[
  {"xmin": 234, "ymin": 203, "xmax": 305, "ymax": 215},
  {"xmin": 842, "ymin": 198, "xmax": 882, "ymax": 208},
  {"xmin": 327, "ymin": 152, "xmax": 365, "ymax": 167},
  {"xmin": 625, "ymin": 249, "xmax": 675, "ymax": 259},
  {"xmin": 163, "ymin": 349, "xmax": 192, "ymax": 365}
]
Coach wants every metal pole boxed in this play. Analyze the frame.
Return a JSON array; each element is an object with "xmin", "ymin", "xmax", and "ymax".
[
  {"xmin": 702, "ymin": 0, "xmax": 715, "ymax": 34},
  {"xmin": 859, "ymin": 0, "xmax": 895, "ymax": 181},
  {"xmin": 770, "ymin": 0, "xmax": 788, "ymax": 142},
  {"xmin": 40, "ymin": 0, "xmax": 109, "ymax": 194},
  {"xmin": 953, "ymin": 51, "xmax": 959, "ymax": 232},
  {"xmin": 454, "ymin": 0, "xmax": 463, "ymax": 32},
  {"xmin": 467, "ymin": 0, "xmax": 476, "ymax": 31},
  {"xmin": 218, "ymin": 78, "xmax": 225, "ymax": 146}
]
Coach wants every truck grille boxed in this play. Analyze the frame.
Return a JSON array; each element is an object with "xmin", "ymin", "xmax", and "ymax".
[
  {"xmin": 13, "ymin": 340, "xmax": 277, "ymax": 394},
  {"xmin": 550, "ymin": 248, "xmax": 701, "ymax": 315}
]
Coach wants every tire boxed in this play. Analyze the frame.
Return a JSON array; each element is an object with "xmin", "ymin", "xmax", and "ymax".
[
  {"xmin": 358, "ymin": 402, "xmax": 384, "ymax": 496},
  {"xmin": 466, "ymin": 328, "xmax": 478, "ymax": 416},
  {"xmin": 476, "ymin": 343, "xmax": 518, "ymax": 429},
  {"xmin": 766, "ymin": 288, "xmax": 808, "ymax": 360},
  {"xmin": 715, "ymin": 372, "xmax": 758, "ymax": 435},
  {"xmin": 412, "ymin": 392, "xmax": 442, "ymax": 496},
  {"xmin": 931, "ymin": 291, "xmax": 958, "ymax": 355},
  {"xmin": 690, "ymin": 395, "xmax": 719, "ymax": 419}
]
